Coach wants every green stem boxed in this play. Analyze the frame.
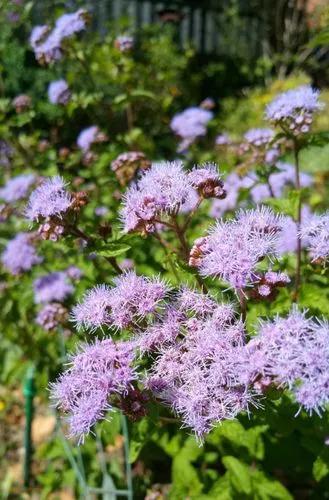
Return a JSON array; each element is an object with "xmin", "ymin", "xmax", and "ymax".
[
  {"xmin": 293, "ymin": 140, "xmax": 302, "ymax": 301},
  {"xmin": 23, "ymin": 365, "xmax": 36, "ymax": 488}
]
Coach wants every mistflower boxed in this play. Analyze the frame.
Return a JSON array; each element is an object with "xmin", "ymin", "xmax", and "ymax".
[
  {"xmin": 0, "ymin": 174, "xmax": 36, "ymax": 203},
  {"xmin": 170, "ymin": 107, "xmax": 213, "ymax": 150},
  {"xmin": 249, "ymin": 308, "xmax": 329, "ymax": 415},
  {"xmin": 215, "ymin": 133, "xmax": 231, "ymax": 145},
  {"xmin": 34, "ymin": 271, "xmax": 74, "ymax": 303},
  {"xmin": 50, "ymin": 338, "xmax": 136, "ymax": 442},
  {"xmin": 300, "ymin": 211, "xmax": 329, "ymax": 263},
  {"xmin": 188, "ymin": 163, "xmax": 226, "ymax": 199},
  {"xmin": 191, "ymin": 206, "xmax": 282, "ymax": 289},
  {"xmin": 120, "ymin": 162, "xmax": 195, "ymax": 233},
  {"xmin": 147, "ymin": 299, "xmax": 255, "ymax": 439},
  {"xmin": 1, "ymin": 233, "xmax": 42, "ymax": 275},
  {"xmin": 137, "ymin": 307, "xmax": 183, "ymax": 353},
  {"xmin": 265, "ymin": 85, "xmax": 323, "ymax": 135},
  {"xmin": 72, "ymin": 272, "xmax": 168, "ymax": 331},
  {"xmin": 114, "ymin": 35, "xmax": 134, "ymax": 52},
  {"xmin": 36, "ymin": 302, "xmax": 68, "ymax": 331},
  {"xmin": 48, "ymin": 79, "xmax": 71, "ymax": 104},
  {"xmin": 26, "ymin": 176, "xmax": 72, "ymax": 221},
  {"xmin": 65, "ymin": 266, "xmax": 83, "ymax": 281},
  {"xmin": 12, "ymin": 94, "xmax": 32, "ymax": 113},
  {"xmin": 77, "ymin": 126, "xmax": 106, "ymax": 151},
  {"xmin": 29, "ymin": 25, "xmax": 50, "ymax": 50},
  {"xmin": 53, "ymin": 9, "xmax": 87, "ymax": 39},
  {"xmin": 111, "ymin": 151, "xmax": 151, "ymax": 186},
  {"xmin": 209, "ymin": 173, "xmax": 242, "ymax": 218},
  {"xmin": 71, "ymin": 285, "xmax": 113, "ymax": 331},
  {"xmin": 244, "ymin": 128, "xmax": 274, "ymax": 147}
]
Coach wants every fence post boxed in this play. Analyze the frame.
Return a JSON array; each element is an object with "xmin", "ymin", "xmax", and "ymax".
[{"xmin": 23, "ymin": 365, "xmax": 36, "ymax": 488}]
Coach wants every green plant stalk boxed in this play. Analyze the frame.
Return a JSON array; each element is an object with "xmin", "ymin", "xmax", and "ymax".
[{"xmin": 293, "ymin": 140, "xmax": 302, "ymax": 301}]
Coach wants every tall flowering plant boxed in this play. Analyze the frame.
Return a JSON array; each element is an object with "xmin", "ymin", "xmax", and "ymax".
[{"xmin": 0, "ymin": 2, "xmax": 329, "ymax": 498}]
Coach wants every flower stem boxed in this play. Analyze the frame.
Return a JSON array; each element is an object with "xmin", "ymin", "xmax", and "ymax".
[{"xmin": 237, "ymin": 289, "xmax": 247, "ymax": 323}]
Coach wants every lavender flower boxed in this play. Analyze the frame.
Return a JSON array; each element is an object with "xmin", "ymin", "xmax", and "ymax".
[
  {"xmin": 300, "ymin": 211, "xmax": 329, "ymax": 262},
  {"xmin": 210, "ymin": 173, "xmax": 242, "ymax": 218},
  {"xmin": 215, "ymin": 133, "xmax": 231, "ymax": 145},
  {"xmin": 48, "ymin": 79, "xmax": 71, "ymax": 105},
  {"xmin": 1, "ymin": 233, "xmax": 42, "ymax": 275},
  {"xmin": 0, "ymin": 174, "xmax": 36, "ymax": 203},
  {"xmin": 188, "ymin": 163, "xmax": 226, "ymax": 199},
  {"xmin": 170, "ymin": 107, "xmax": 213, "ymax": 150},
  {"xmin": 34, "ymin": 271, "xmax": 74, "ymax": 303},
  {"xmin": 121, "ymin": 161, "xmax": 195, "ymax": 233},
  {"xmin": 249, "ymin": 308, "xmax": 329, "ymax": 415},
  {"xmin": 50, "ymin": 338, "xmax": 136, "ymax": 442},
  {"xmin": 191, "ymin": 207, "xmax": 283, "ymax": 289},
  {"xmin": 114, "ymin": 35, "xmax": 134, "ymax": 52},
  {"xmin": 77, "ymin": 126, "xmax": 100, "ymax": 151},
  {"xmin": 244, "ymin": 128, "xmax": 274, "ymax": 147},
  {"xmin": 265, "ymin": 85, "xmax": 323, "ymax": 135},
  {"xmin": 26, "ymin": 176, "xmax": 72, "ymax": 221},
  {"xmin": 65, "ymin": 266, "xmax": 83, "ymax": 281},
  {"xmin": 29, "ymin": 25, "xmax": 50, "ymax": 50},
  {"xmin": 72, "ymin": 272, "xmax": 168, "ymax": 331},
  {"xmin": 53, "ymin": 9, "xmax": 87, "ymax": 39},
  {"xmin": 36, "ymin": 302, "xmax": 68, "ymax": 331}
]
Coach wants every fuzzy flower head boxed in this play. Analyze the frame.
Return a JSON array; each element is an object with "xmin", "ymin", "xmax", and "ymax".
[
  {"xmin": 188, "ymin": 163, "xmax": 226, "ymax": 199},
  {"xmin": 191, "ymin": 206, "xmax": 282, "ymax": 289},
  {"xmin": 0, "ymin": 174, "xmax": 36, "ymax": 203},
  {"xmin": 77, "ymin": 126, "xmax": 105, "ymax": 151},
  {"xmin": 171, "ymin": 107, "xmax": 213, "ymax": 151},
  {"xmin": 36, "ymin": 302, "xmax": 68, "ymax": 331},
  {"xmin": 34, "ymin": 271, "xmax": 74, "ymax": 303},
  {"xmin": 50, "ymin": 338, "xmax": 136, "ymax": 442},
  {"xmin": 121, "ymin": 161, "xmax": 195, "ymax": 234},
  {"xmin": 1, "ymin": 233, "xmax": 42, "ymax": 275},
  {"xmin": 215, "ymin": 133, "xmax": 231, "ymax": 145},
  {"xmin": 249, "ymin": 308, "xmax": 329, "ymax": 415},
  {"xmin": 114, "ymin": 35, "xmax": 134, "ymax": 52},
  {"xmin": 265, "ymin": 85, "xmax": 323, "ymax": 135},
  {"xmin": 300, "ymin": 211, "xmax": 329, "ymax": 263},
  {"xmin": 72, "ymin": 272, "xmax": 169, "ymax": 332},
  {"xmin": 48, "ymin": 79, "xmax": 71, "ymax": 104},
  {"xmin": 30, "ymin": 25, "xmax": 50, "ymax": 50},
  {"xmin": 244, "ymin": 128, "xmax": 274, "ymax": 147},
  {"xmin": 26, "ymin": 176, "xmax": 72, "ymax": 221}
]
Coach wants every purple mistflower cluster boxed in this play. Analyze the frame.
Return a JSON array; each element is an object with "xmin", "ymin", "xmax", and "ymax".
[
  {"xmin": 65, "ymin": 266, "xmax": 83, "ymax": 281},
  {"xmin": 72, "ymin": 271, "xmax": 169, "ymax": 332},
  {"xmin": 77, "ymin": 126, "xmax": 103, "ymax": 151},
  {"xmin": 48, "ymin": 79, "xmax": 71, "ymax": 105},
  {"xmin": 121, "ymin": 161, "xmax": 223, "ymax": 234},
  {"xmin": 170, "ymin": 107, "xmax": 213, "ymax": 151},
  {"xmin": 50, "ymin": 339, "xmax": 136, "ymax": 442},
  {"xmin": 244, "ymin": 128, "xmax": 274, "ymax": 147},
  {"xmin": 248, "ymin": 308, "xmax": 329, "ymax": 415},
  {"xmin": 144, "ymin": 288, "xmax": 257, "ymax": 439},
  {"xmin": 114, "ymin": 35, "xmax": 134, "ymax": 52},
  {"xmin": 1, "ymin": 233, "xmax": 42, "ymax": 275},
  {"xmin": 26, "ymin": 176, "xmax": 72, "ymax": 221},
  {"xmin": 30, "ymin": 10, "xmax": 88, "ymax": 64},
  {"xmin": 0, "ymin": 174, "xmax": 36, "ymax": 203},
  {"xmin": 300, "ymin": 211, "xmax": 329, "ymax": 263},
  {"xmin": 265, "ymin": 85, "xmax": 323, "ymax": 135},
  {"xmin": 36, "ymin": 302, "xmax": 68, "ymax": 331},
  {"xmin": 190, "ymin": 206, "xmax": 283, "ymax": 289},
  {"xmin": 215, "ymin": 133, "xmax": 231, "ymax": 146},
  {"xmin": 34, "ymin": 271, "xmax": 74, "ymax": 303}
]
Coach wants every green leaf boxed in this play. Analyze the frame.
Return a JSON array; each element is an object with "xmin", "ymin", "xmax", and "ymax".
[
  {"xmin": 313, "ymin": 453, "xmax": 329, "ymax": 482},
  {"xmin": 97, "ymin": 242, "xmax": 131, "ymax": 258},
  {"xmin": 222, "ymin": 456, "xmax": 252, "ymax": 495}
]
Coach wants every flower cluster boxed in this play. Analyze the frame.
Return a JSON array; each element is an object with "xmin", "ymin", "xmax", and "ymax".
[
  {"xmin": 0, "ymin": 174, "xmax": 36, "ymax": 203},
  {"xmin": 30, "ymin": 10, "xmax": 88, "ymax": 64},
  {"xmin": 300, "ymin": 211, "xmax": 329, "ymax": 263},
  {"xmin": 111, "ymin": 151, "xmax": 151, "ymax": 186},
  {"xmin": 72, "ymin": 271, "xmax": 169, "ymax": 331},
  {"xmin": 114, "ymin": 35, "xmax": 134, "ymax": 52},
  {"xmin": 48, "ymin": 79, "xmax": 71, "ymax": 105},
  {"xmin": 248, "ymin": 308, "xmax": 329, "ymax": 415},
  {"xmin": 265, "ymin": 85, "xmax": 323, "ymax": 135},
  {"xmin": 170, "ymin": 106, "xmax": 213, "ymax": 151},
  {"xmin": 190, "ymin": 206, "xmax": 283, "ymax": 289},
  {"xmin": 34, "ymin": 271, "xmax": 74, "ymax": 303},
  {"xmin": 249, "ymin": 270, "xmax": 290, "ymax": 300},
  {"xmin": 121, "ymin": 161, "xmax": 224, "ymax": 234},
  {"xmin": 26, "ymin": 176, "xmax": 72, "ymax": 221},
  {"xmin": 77, "ymin": 126, "xmax": 106, "ymax": 152},
  {"xmin": 1, "ymin": 232, "xmax": 42, "ymax": 275},
  {"xmin": 244, "ymin": 128, "xmax": 274, "ymax": 147},
  {"xmin": 36, "ymin": 302, "xmax": 68, "ymax": 331},
  {"xmin": 50, "ymin": 339, "xmax": 137, "ymax": 442}
]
